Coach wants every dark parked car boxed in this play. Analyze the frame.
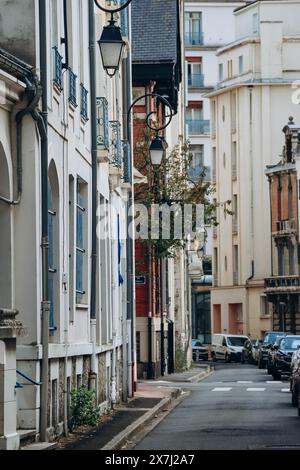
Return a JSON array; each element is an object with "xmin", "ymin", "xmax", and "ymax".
[
  {"xmin": 271, "ymin": 335, "xmax": 300, "ymax": 380},
  {"xmin": 290, "ymin": 346, "xmax": 300, "ymax": 413},
  {"xmin": 241, "ymin": 339, "xmax": 257, "ymax": 364},
  {"xmin": 192, "ymin": 339, "xmax": 209, "ymax": 362},
  {"xmin": 257, "ymin": 331, "xmax": 286, "ymax": 369},
  {"xmin": 267, "ymin": 335, "xmax": 287, "ymax": 375}
]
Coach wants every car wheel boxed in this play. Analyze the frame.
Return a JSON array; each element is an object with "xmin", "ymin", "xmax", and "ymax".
[{"xmin": 225, "ymin": 353, "xmax": 231, "ymax": 363}]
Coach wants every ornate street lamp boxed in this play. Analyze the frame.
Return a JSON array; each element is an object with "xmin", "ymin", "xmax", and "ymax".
[
  {"xmin": 94, "ymin": 0, "xmax": 132, "ymax": 77},
  {"xmin": 149, "ymin": 136, "xmax": 165, "ymax": 166}
]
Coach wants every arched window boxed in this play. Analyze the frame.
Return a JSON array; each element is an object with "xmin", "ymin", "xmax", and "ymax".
[
  {"xmin": 0, "ymin": 144, "xmax": 12, "ymax": 308},
  {"xmin": 48, "ymin": 161, "xmax": 59, "ymax": 336}
]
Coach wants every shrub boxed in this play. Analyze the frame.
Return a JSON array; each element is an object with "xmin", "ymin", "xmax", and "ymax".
[{"xmin": 70, "ymin": 385, "xmax": 100, "ymax": 429}]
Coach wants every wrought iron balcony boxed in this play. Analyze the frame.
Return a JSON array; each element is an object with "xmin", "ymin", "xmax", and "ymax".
[
  {"xmin": 80, "ymin": 84, "xmax": 88, "ymax": 121},
  {"xmin": 265, "ymin": 276, "xmax": 300, "ymax": 293},
  {"xmin": 53, "ymin": 46, "xmax": 63, "ymax": 90},
  {"xmin": 68, "ymin": 69, "xmax": 77, "ymax": 107},
  {"xmin": 188, "ymin": 73, "xmax": 204, "ymax": 88},
  {"xmin": 185, "ymin": 31, "xmax": 204, "ymax": 45},
  {"xmin": 186, "ymin": 119, "xmax": 210, "ymax": 136},
  {"xmin": 109, "ymin": 120, "xmax": 122, "ymax": 168},
  {"xmin": 273, "ymin": 219, "xmax": 297, "ymax": 237},
  {"xmin": 96, "ymin": 97, "xmax": 109, "ymax": 150},
  {"xmin": 123, "ymin": 140, "xmax": 131, "ymax": 183}
]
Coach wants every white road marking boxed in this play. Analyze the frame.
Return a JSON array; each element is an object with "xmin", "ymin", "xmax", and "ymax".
[
  {"xmin": 266, "ymin": 381, "xmax": 282, "ymax": 384},
  {"xmin": 237, "ymin": 381, "xmax": 253, "ymax": 384},
  {"xmin": 212, "ymin": 387, "xmax": 232, "ymax": 392},
  {"xmin": 281, "ymin": 388, "xmax": 290, "ymax": 393},
  {"xmin": 246, "ymin": 388, "xmax": 266, "ymax": 392}
]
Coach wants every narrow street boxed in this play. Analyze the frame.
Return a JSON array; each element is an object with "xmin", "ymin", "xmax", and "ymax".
[{"xmin": 135, "ymin": 364, "xmax": 300, "ymax": 450}]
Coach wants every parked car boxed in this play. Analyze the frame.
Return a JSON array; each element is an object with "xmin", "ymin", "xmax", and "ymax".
[
  {"xmin": 257, "ymin": 331, "xmax": 286, "ymax": 369},
  {"xmin": 192, "ymin": 339, "xmax": 209, "ymax": 362},
  {"xmin": 271, "ymin": 335, "xmax": 300, "ymax": 380},
  {"xmin": 290, "ymin": 345, "xmax": 300, "ymax": 409},
  {"xmin": 241, "ymin": 339, "xmax": 258, "ymax": 364},
  {"xmin": 251, "ymin": 339, "xmax": 262, "ymax": 364},
  {"xmin": 211, "ymin": 334, "xmax": 250, "ymax": 363},
  {"xmin": 267, "ymin": 335, "xmax": 286, "ymax": 375}
]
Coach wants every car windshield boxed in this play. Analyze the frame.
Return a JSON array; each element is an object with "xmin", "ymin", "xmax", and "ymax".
[
  {"xmin": 227, "ymin": 337, "xmax": 247, "ymax": 347},
  {"xmin": 279, "ymin": 337, "xmax": 300, "ymax": 351},
  {"xmin": 263, "ymin": 333, "xmax": 284, "ymax": 344}
]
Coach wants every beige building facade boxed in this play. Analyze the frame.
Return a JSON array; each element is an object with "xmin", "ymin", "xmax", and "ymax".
[{"xmin": 208, "ymin": 0, "xmax": 300, "ymax": 339}]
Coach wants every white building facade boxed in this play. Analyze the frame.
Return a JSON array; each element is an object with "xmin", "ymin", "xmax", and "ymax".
[
  {"xmin": 208, "ymin": 0, "xmax": 300, "ymax": 339},
  {"xmin": 0, "ymin": 0, "xmax": 134, "ymax": 445}
]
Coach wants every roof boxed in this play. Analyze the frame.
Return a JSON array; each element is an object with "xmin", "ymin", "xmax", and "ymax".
[{"xmin": 131, "ymin": 0, "xmax": 178, "ymax": 64}]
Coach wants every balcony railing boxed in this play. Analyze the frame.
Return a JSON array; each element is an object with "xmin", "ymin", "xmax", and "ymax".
[
  {"xmin": 186, "ymin": 119, "xmax": 210, "ymax": 136},
  {"xmin": 109, "ymin": 120, "xmax": 122, "ymax": 168},
  {"xmin": 265, "ymin": 276, "xmax": 300, "ymax": 292},
  {"xmin": 274, "ymin": 219, "xmax": 297, "ymax": 235},
  {"xmin": 123, "ymin": 140, "xmax": 131, "ymax": 183},
  {"xmin": 80, "ymin": 84, "xmax": 88, "ymax": 121},
  {"xmin": 185, "ymin": 31, "xmax": 204, "ymax": 45},
  {"xmin": 68, "ymin": 69, "xmax": 77, "ymax": 107},
  {"xmin": 96, "ymin": 97, "xmax": 109, "ymax": 150},
  {"xmin": 188, "ymin": 73, "xmax": 204, "ymax": 88},
  {"xmin": 53, "ymin": 46, "xmax": 63, "ymax": 90}
]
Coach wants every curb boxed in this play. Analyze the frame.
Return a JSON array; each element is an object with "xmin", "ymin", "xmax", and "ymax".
[
  {"xmin": 187, "ymin": 365, "xmax": 214, "ymax": 383},
  {"xmin": 100, "ymin": 387, "xmax": 181, "ymax": 450}
]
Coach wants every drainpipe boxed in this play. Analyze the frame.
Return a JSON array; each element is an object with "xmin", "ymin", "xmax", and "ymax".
[
  {"xmin": 39, "ymin": 0, "xmax": 50, "ymax": 443},
  {"xmin": 88, "ymin": 0, "xmax": 98, "ymax": 389}
]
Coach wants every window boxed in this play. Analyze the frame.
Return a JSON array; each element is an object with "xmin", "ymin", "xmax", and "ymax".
[
  {"xmin": 69, "ymin": 69, "xmax": 77, "ymax": 106},
  {"xmin": 189, "ymin": 144, "xmax": 204, "ymax": 180},
  {"xmin": 253, "ymin": 13, "xmax": 259, "ymax": 34},
  {"xmin": 214, "ymin": 247, "xmax": 218, "ymax": 286},
  {"xmin": 50, "ymin": 0, "xmax": 58, "ymax": 47},
  {"xmin": 227, "ymin": 60, "xmax": 233, "ymax": 79},
  {"xmin": 187, "ymin": 61, "xmax": 203, "ymax": 87},
  {"xmin": 233, "ymin": 195, "xmax": 238, "ymax": 230},
  {"xmin": 222, "ymin": 105, "xmax": 225, "ymax": 122},
  {"xmin": 80, "ymin": 84, "xmax": 88, "ymax": 121},
  {"xmin": 232, "ymin": 142, "xmax": 237, "ymax": 178},
  {"xmin": 185, "ymin": 12, "xmax": 203, "ymax": 45},
  {"xmin": 233, "ymin": 245, "xmax": 239, "ymax": 285},
  {"xmin": 278, "ymin": 243, "xmax": 284, "ymax": 276},
  {"xmin": 48, "ymin": 167, "xmax": 59, "ymax": 336},
  {"xmin": 288, "ymin": 175, "xmax": 293, "ymax": 220},
  {"xmin": 239, "ymin": 56, "xmax": 244, "ymax": 75},
  {"xmin": 231, "ymin": 92, "xmax": 236, "ymax": 131},
  {"xmin": 212, "ymin": 147, "xmax": 216, "ymax": 182},
  {"xmin": 219, "ymin": 63, "xmax": 224, "ymax": 81},
  {"xmin": 211, "ymin": 100, "xmax": 216, "ymax": 134},
  {"xmin": 69, "ymin": 176, "xmax": 75, "ymax": 322},
  {"xmin": 289, "ymin": 243, "xmax": 295, "ymax": 275},
  {"xmin": 76, "ymin": 179, "xmax": 87, "ymax": 304}
]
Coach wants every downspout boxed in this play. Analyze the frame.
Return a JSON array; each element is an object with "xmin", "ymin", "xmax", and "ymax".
[
  {"xmin": 88, "ymin": 0, "xmax": 98, "ymax": 386},
  {"xmin": 125, "ymin": 21, "xmax": 134, "ymax": 397},
  {"xmin": 39, "ymin": 0, "xmax": 50, "ymax": 443}
]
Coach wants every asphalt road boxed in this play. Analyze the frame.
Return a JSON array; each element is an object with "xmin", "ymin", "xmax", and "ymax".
[{"xmin": 135, "ymin": 362, "xmax": 300, "ymax": 450}]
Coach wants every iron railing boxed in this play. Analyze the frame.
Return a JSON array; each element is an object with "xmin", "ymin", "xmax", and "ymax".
[
  {"xmin": 69, "ymin": 69, "xmax": 77, "ymax": 106},
  {"xmin": 96, "ymin": 97, "xmax": 109, "ymax": 150},
  {"xmin": 275, "ymin": 219, "xmax": 297, "ymax": 234},
  {"xmin": 265, "ymin": 276, "xmax": 300, "ymax": 290},
  {"xmin": 80, "ymin": 84, "xmax": 88, "ymax": 121},
  {"xmin": 53, "ymin": 46, "xmax": 63, "ymax": 90},
  {"xmin": 123, "ymin": 140, "xmax": 131, "ymax": 182},
  {"xmin": 109, "ymin": 120, "xmax": 122, "ymax": 168}
]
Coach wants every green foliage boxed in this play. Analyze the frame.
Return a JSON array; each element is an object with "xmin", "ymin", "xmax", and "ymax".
[{"xmin": 70, "ymin": 385, "xmax": 100, "ymax": 429}]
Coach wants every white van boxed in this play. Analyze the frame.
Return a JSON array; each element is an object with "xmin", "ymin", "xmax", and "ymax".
[{"xmin": 211, "ymin": 334, "xmax": 250, "ymax": 363}]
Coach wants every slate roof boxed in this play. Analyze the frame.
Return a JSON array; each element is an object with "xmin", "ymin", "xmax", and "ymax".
[{"xmin": 131, "ymin": 0, "xmax": 178, "ymax": 64}]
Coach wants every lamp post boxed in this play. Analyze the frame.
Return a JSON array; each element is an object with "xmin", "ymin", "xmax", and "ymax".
[
  {"xmin": 126, "ymin": 92, "xmax": 173, "ymax": 380},
  {"xmin": 94, "ymin": 0, "xmax": 132, "ymax": 77}
]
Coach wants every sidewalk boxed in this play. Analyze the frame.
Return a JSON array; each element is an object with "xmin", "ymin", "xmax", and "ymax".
[{"xmin": 24, "ymin": 366, "xmax": 213, "ymax": 451}]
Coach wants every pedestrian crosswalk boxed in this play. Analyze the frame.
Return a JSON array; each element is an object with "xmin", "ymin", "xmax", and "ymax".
[{"xmin": 210, "ymin": 380, "xmax": 289, "ymax": 393}]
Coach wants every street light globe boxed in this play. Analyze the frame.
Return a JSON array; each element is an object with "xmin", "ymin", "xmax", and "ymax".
[
  {"xmin": 149, "ymin": 136, "xmax": 165, "ymax": 166},
  {"xmin": 98, "ymin": 19, "xmax": 126, "ymax": 77}
]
